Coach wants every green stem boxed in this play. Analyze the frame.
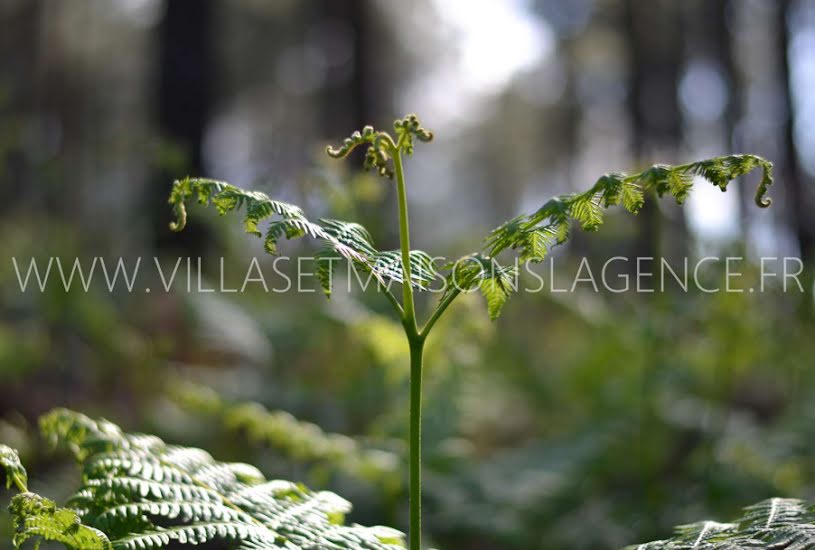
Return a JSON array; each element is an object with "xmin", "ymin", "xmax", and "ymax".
[
  {"xmin": 394, "ymin": 150, "xmax": 418, "ymax": 337},
  {"xmin": 392, "ymin": 146, "xmax": 425, "ymax": 550},
  {"xmin": 420, "ymin": 288, "xmax": 461, "ymax": 339},
  {"xmin": 408, "ymin": 337, "xmax": 424, "ymax": 550}
]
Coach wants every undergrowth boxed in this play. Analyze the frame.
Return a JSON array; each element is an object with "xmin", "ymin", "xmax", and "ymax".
[{"xmin": 0, "ymin": 114, "xmax": 778, "ymax": 549}]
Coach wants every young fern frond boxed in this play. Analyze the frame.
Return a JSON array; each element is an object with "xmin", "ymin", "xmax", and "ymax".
[
  {"xmin": 326, "ymin": 114, "xmax": 433, "ymax": 180},
  {"xmin": 485, "ymin": 154, "xmax": 773, "ymax": 263},
  {"xmin": 627, "ymin": 497, "xmax": 815, "ymax": 549},
  {"xmin": 436, "ymin": 154, "xmax": 774, "ymax": 319},
  {"xmin": 4, "ymin": 408, "xmax": 406, "ymax": 550},
  {"xmin": 168, "ymin": 176, "xmax": 437, "ymax": 297}
]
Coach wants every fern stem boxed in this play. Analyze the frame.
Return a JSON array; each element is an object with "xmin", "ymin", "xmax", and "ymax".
[
  {"xmin": 408, "ymin": 338, "xmax": 424, "ymax": 550},
  {"xmin": 393, "ymin": 143, "xmax": 425, "ymax": 550},
  {"xmin": 394, "ymin": 150, "xmax": 418, "ymax": 336},
  {"xmin": 420, "ymin": 288, "xmax": 461, "ymax": 339}
]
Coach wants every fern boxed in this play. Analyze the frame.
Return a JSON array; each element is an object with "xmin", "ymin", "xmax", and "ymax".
[
  {"xmin": 484, "ymin": 154, "xmax": 773, "ymax": 263},
  {"xmin": 169, "ymin": 380, "xmax": 401, "ymax": 492},
  {"xmin": 626, "ymin": 497, "xmax": 815, "ymax": 549},
  {"xmin": 2, "ymin": 409, "xmax": 404, "ymax": 549},
  {"xmin": 1, "ymin": 444, "xmax": 27, "ymax": 492},
  {"xmin": 168, "ymin": 114, "xmax": 774, "ymax": 550},
  {"xmin": 11, "ymin": 492, "xmax": 113, "ymax": 550},
  {"xmin": 168, "ymin": 177, "xmax": 436, "ymax": 298},
  {"xmin": 440, "ymin": 254, "xmax": 518, "ymax": 320}
]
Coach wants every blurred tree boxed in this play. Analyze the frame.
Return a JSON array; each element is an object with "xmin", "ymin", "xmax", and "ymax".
[
  {"xmin": 151, "ymin": 0, "xmax": 214, "ymax": 254},
  {"xmin": 0, "ymin": 0, "xmax": 42, "ymax": 215},
  {"xmin": 623, "ymin": 0, "xmax": 684, "ymax": 260},
  {"xmin": 320, "ymin": 0, "xmax": 379, "ymax": 137},
  {"xmin": 779, "ymin": 0, "xmax": 815, "ymax": 264}
]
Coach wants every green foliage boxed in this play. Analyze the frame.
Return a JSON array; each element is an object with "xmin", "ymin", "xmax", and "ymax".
[
  {"xmin": 425, "ymin": 157, "xmax": 770, "ymax": 321},
  {"xmin": 1, "ymin": 444, "xmax": 27, "ymax": 492},
  {"xmin": 10, "ymin": 492, "xmax": 112, "ymax": 550},
  {"xmin": 448, "ymin": 154, "xmax": 773, "ymax": 316},
  {"xmin": 170, "ymin": 380, "xmax": 401, "ymax": 493},
  {"xmin": 168, "ymin": 177, "xmax": 437, "ymax": 298},
  {"xmin": 627, "ymin": 498, "xmax": 815, "ymax": 549},
  {"xmin": 442, "ymin": 255, "xmax": 518, "ymax": 320},
  {"xmin": 484, "ymin": 154, "xmax": 773, "ymax": 264},
  {"xmin": 3, "ymin": 409, "xmax": 404, "ymax": 549},
  {"xmin": 168, "ymin": 114, "xmax": 775, "ymax": 550}
]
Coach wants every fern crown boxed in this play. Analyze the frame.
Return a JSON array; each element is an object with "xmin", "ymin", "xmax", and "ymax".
[{"xmin": 168, "ymin": 114, "xmax": 772, "ymax": 320}]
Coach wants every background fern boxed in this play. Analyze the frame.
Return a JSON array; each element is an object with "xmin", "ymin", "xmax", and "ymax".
[
  {"xmin": 2, "ymin": 410, "xmax": 406, "ymax": 549},
  {"xmin": 169, "ymin": 380, "xmax": 402, "ymax": 494},
  {"xmin": 627, "ymin": 497, "xmax": 815, "ymax": 549}
]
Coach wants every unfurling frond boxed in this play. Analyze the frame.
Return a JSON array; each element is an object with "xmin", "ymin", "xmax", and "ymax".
[
  {"xmin": 1, "ymin": 444, "xmax": 27, "ymax": 492},
  {"xmin": 393, "ymin": 114, "xmax": 434, "ymax": 156},
  {"xmin": 326, "ymin": 114, "xmax": 433, "ymax": 179},
  {"xmin": 626, "ymin": 497, "xmax": 815, "ymax": 549},
  {"xmin": 11, "ymin": 408, "xmax": 405, "ymax": 550},
  {"xmin": 168, "ymin": 177, "xmax": 436, "ymax": 295},
  {"xmin": 487, "ymin": 154, "xmax": 773, "ymax": 264}
]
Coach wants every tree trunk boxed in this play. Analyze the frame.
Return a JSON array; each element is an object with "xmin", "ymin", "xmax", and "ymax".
[
  {"xmin": 623, "ymin": 0, "xmax": 684, "ymax": 261},
  {"xmin": 778, "ymin": 0, "xmax": 815, "ymax": 263},
  {"xmin": 151, "ymin": 0, "xmax": 214, "ymax": 253}
]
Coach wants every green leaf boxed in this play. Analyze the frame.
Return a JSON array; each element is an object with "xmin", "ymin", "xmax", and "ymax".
[
  {"xmin": 1, "ymin": 444, "xmax": 27, "ymax": 492},
  {"xmin": 443, "ymin": 255, "xmax": 516, "ymax": 321},
  {"xmin": 169, "ymin": 177, "xmax": 435, "ymax": 292},
  {"xmin": 11, "ymin": 492, "xmax": 112, "ymax": 550}
]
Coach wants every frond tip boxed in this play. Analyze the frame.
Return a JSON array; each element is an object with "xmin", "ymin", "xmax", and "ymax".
[{"xmin": 325, "ymin": 114, "xmax": 434, "ymax": 179}]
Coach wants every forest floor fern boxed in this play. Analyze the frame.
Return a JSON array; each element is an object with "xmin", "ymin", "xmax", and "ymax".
[
  {"xmin": 1, "ymin": 410, "xmax": 404, "ymax": 549},
  {"xmin": 627, "ymin": 497, "xmax": 815, "ymax": 549}
]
